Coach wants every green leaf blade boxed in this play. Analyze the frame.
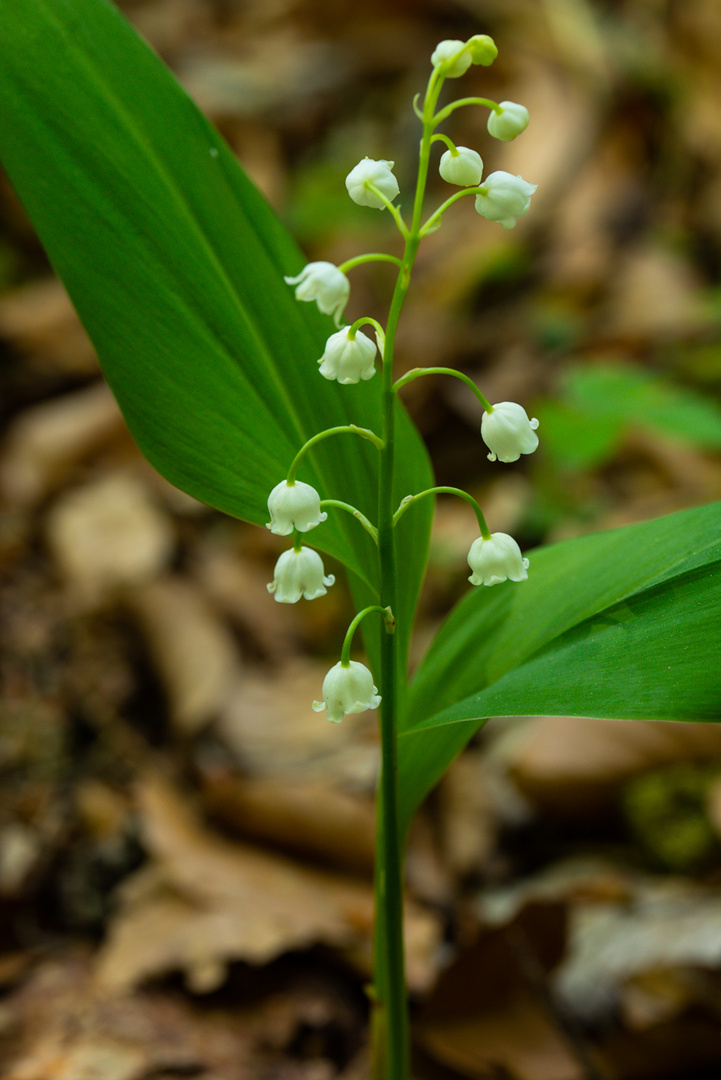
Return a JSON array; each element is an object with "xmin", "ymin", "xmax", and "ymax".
[
  {"xmin": 399, "ymin": 502, "xmax": 721, "ymax": 834},
  {"xmin": 0, "ymin": 0, "xmax": 435, "ymax": 668}
]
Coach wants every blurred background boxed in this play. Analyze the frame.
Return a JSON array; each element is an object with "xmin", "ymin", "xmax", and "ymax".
[{"xmin": 1, "ymin": 1, "xmax": 721, "ymax": 1077}]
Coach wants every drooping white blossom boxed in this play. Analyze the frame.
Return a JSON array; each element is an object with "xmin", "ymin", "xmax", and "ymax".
[
  {"xmin": 467, "ymin": 533, "xmax": 529, "ymax": 587},
  {"xmin": 345, "ymin": 158, "xmax": 399, "ymax": 210},
  {"xmin": 267, "ymin": 546, "xmax": 335, "ymax": 603},
  {"xmin": 318, "ymin": 327, "xmax": 377, "ymax": 384},
  {"xmin": 312, "ymin": 660, "xmax": 382, "ymax": 724},
  {"xmin": 481, "ymin": 402, "xmax": 539, "ymax": 463},
  {"xmin": 431, "ymin": 39, "xmax": 472, "ymax": 78},
  {"xmin": 439, "ymin": 146, "xmax": 484, "ymax": 187},
  {"xmin": 266, "ymin": 480, "xmax": 327, "ymax": 535},
  {"xmin": 284, "ymin": 261, "xmax": 350, "ymax": 327},
  {"xmin": 474, "ymin": 171, "xmax": 537, "ymax": 229},
  {"xmin": 487, "ymin": 101, "xmax": 530, "ymax": 141}
]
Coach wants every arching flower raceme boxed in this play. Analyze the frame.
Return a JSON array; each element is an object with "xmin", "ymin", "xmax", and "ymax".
[
  {"xmin": 318, "ymin": 327, "xmax": 377, "ymax": 384},
  {"xmin": 267, "ymin": 546, "xmax": 335, "ymax": 603},
  {"xmin": 439, "ymin": 146, "xmax": 484, "ymax": 187},
  {"xmin": 468, "ymin": 533, "xmax": 529, "ymax": 587},
  {"xmin": 481, "ymin": 401, "xmax": 539, "ymax": 463},
  {"xmin": 431, "ymin": 39, "xmax": 472, "ymax": 78},
  {"xmin": 475, "ymin": 171, "xmax": 537, "ymax": 229},
  {"xmin": 345, "ymin": 158, "xmax": 400, "ymax": 210},
  {"xmin": 487, "ymin": 101, "xmax": 530, "ymax": 141},
  {"xmin": 312, "ymin": 660, "xmax": 382, "ymax": 724},
  {"xmin": 284, "ymin": 261, "xmax": 350, "ymax": 327},
  {"xmin": 266, "ymin": 480, "xmax": 327, "ymax": 535}
]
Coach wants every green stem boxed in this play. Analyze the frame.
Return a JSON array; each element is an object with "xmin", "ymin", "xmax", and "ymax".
[
  {"xmin": 287, "ymin": 424, "xmax": 383, "ymax": 483},
  {"xmin": 340, "ymin": 605, "xmax": 395, "ymax": 666},
  {"xmin": 371, "ymin": 57, "xmax": 448, "ymax": 1080},
  {"xmin": 320, "ymin": 499, "xmax": 379, "ymax": 544},
  {"xmin": 433, "ymin": 95, "xmax": 500, "ymax": 125},
  {"xmin": 364, "ymin": 182, "xmax": 410, "ymax": 238},
  {"xmin": 394, "ymin": 485, "xmax": 492, "ymax": 539},
  {"xmin": 421, "ymin": 186, "xmax": 482, "ymax": 235},
  {"xmin": 394, "ymin": 366, "xmax": 493, "ymax": 412},
  {"xmin": 339, "ymin": 252, "xmax": 404, "ymax": 273},
  {"xmin": 430, "ymin": 131, "xmax": 457, "ymax": 153},
  {"xmin": 348, "ymin": 316, "xmax": 386, "ymax": 347}
]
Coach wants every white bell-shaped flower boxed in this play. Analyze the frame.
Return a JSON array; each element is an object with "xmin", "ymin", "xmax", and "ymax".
[
  {"xmin": 439, "ymin": 147, "xmax": 484, "ymax": 187},
  {"xmin": 431, "ymin": 39, "xmax": 472, "ymax": 78},
  {"xmin": 266, "ymin": 480, "xmax": 327, "ymax": 535},
  {"xmin": 312, "ymin": 660, "xmax": 381, "ymax": 724},
  {"xmin": 318, "ymin": 327, "xmax": 377, "ymax": 384},
  {"xmin": 267, "ymin": 546, "xmax": 335, "ymax": 603},
  {"xmin": 475, "ymin": 171, "xmax": 537, "ymax": 229},
  {"xmin": 284, "ymin": 261, "xmax": 350, "ymax": 327},
  {"xmin": 468, "ymin": 533, "xmax": 529, "ymax": 587},
  {"xmin": 345, "ymin": 158, "xmax": 400, "ymax": 210},
  {"xmin": 481, "ymin": 402, "xmax": 539, "ymax": 463},
  {"xmin": 487, "ymin": 101, "xmax": 530, "ymax": 141}
]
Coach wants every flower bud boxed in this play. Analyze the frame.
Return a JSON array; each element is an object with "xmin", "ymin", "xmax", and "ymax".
[
  {"xmin": 312, "ymin": 660, "xmax": 381, "ymax": 724},
  {"xmin": 439, "ymin": 146, "xmax": 484, "ymax": 187},
  {"xmin": 284, "ymin": 261, "xmax": 350, "ymax": 327},
  {"xmin": 481, "ymin": 402, "xmax": 539, "ymax": 463},
  {"xmin": 487, "ymin": 101, "xmax": 529, "ymax": 141},
  {"xmin": 345, "ymin": 158, "xmax": 399, "ymax": 210},
  {"xmin": 430, "ymin": 40, "xmax": 472, "ymax": 78},
  {"xmin": 474, "ymin": 171, "xmax": 537, "ymax": 229},
  {"xmin": 468, "ymin": 533, "xmax": 529, "ymax": 587},
  {"xmin": 465, "ymin": 34, "xmax": 498, "ymax": 66},
  {"xmin": 267, "ymin": 546, "xmax": 335, "ymax": 603},
  {"xmin": 318, "ymin": 327, "xmax": 377, "ymax": 384},
  {"xmin": 266, "ymin": 480, "xmax": 327, "ymax": 535}
]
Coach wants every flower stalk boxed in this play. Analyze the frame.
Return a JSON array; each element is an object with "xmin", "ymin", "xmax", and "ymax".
[{"xmin": 279, "ymin": 31, "xmax": 537, "ymax": 1080}]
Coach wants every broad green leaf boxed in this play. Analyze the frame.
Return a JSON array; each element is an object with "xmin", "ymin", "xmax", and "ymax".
[
  {"xmin": 0, "ymin": 0, "xmax": 433, "ymax": 669},
  {"xmin": 398, "ymin": 502, "xmax": 721, "ymax": 835},
  {"xmin": 540, "ymin": 362, "xmax": 721, "ymax": 470},
  {"xmin": 568, "ymin": 364, "xmax": 721, "ymax": 449}
]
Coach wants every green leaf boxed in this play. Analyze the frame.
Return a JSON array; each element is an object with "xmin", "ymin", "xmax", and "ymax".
[
  {"xmin": 540, "ymin": 363, "xmax": 721, "ymax": 470},
  {"xmin": 0, "ymin": 0, "xmax": 433, "ymax": 668},
  {"xmin": 398, "ymin": 502, "xmax": 721, "ymax": 835}
]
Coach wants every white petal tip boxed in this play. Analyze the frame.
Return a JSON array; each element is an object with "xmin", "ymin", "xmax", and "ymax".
[{"xmin": 311, "ymin": 701, "xmax": 326, "ymax": 713}]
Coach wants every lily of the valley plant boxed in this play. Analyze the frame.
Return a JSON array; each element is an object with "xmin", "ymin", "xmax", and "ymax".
[{"xmin": 275, "ymin": 34, "xmax": 536, "ymax": 1079}]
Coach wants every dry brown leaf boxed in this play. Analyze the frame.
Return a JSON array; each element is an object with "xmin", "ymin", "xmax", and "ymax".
[
  {"xmin": 98, "ymin": 775, "xmax": 439, "ymax": 994},
  {"xmin": 436, "ymin": 750, "xmax": 500, "ymax": 878},
  {"xmin": 3, "ymin": 951, "xmax": 250, "ymax": 1080},
  {"xmin": 201, "ymin": 771, "xmax": 376, "ymax": 873},
  {"xmin": 216, "ymin": 660, "xmax": 380, "ymax": 789},
  {"xmin": 508, "ymin": 715, "xmax": 721, "ymax": 817},
  {"xmin": 418, "ymin": 909, "xmax": 578, "ymax": 1080},
  {"xmin": 45, "ymin": 472, "xmax": 175, "ymax": 604},
  {"xmin": 1, "ymin": 382, "xmax": 125, "ymax": 505},
  {"xmin": 553, "ymin": 878, "xmax": 721, "ymax": 1024},
  {"xmin": 128, "ymin": 576, "xmax": 242, "ymax": 734}
]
